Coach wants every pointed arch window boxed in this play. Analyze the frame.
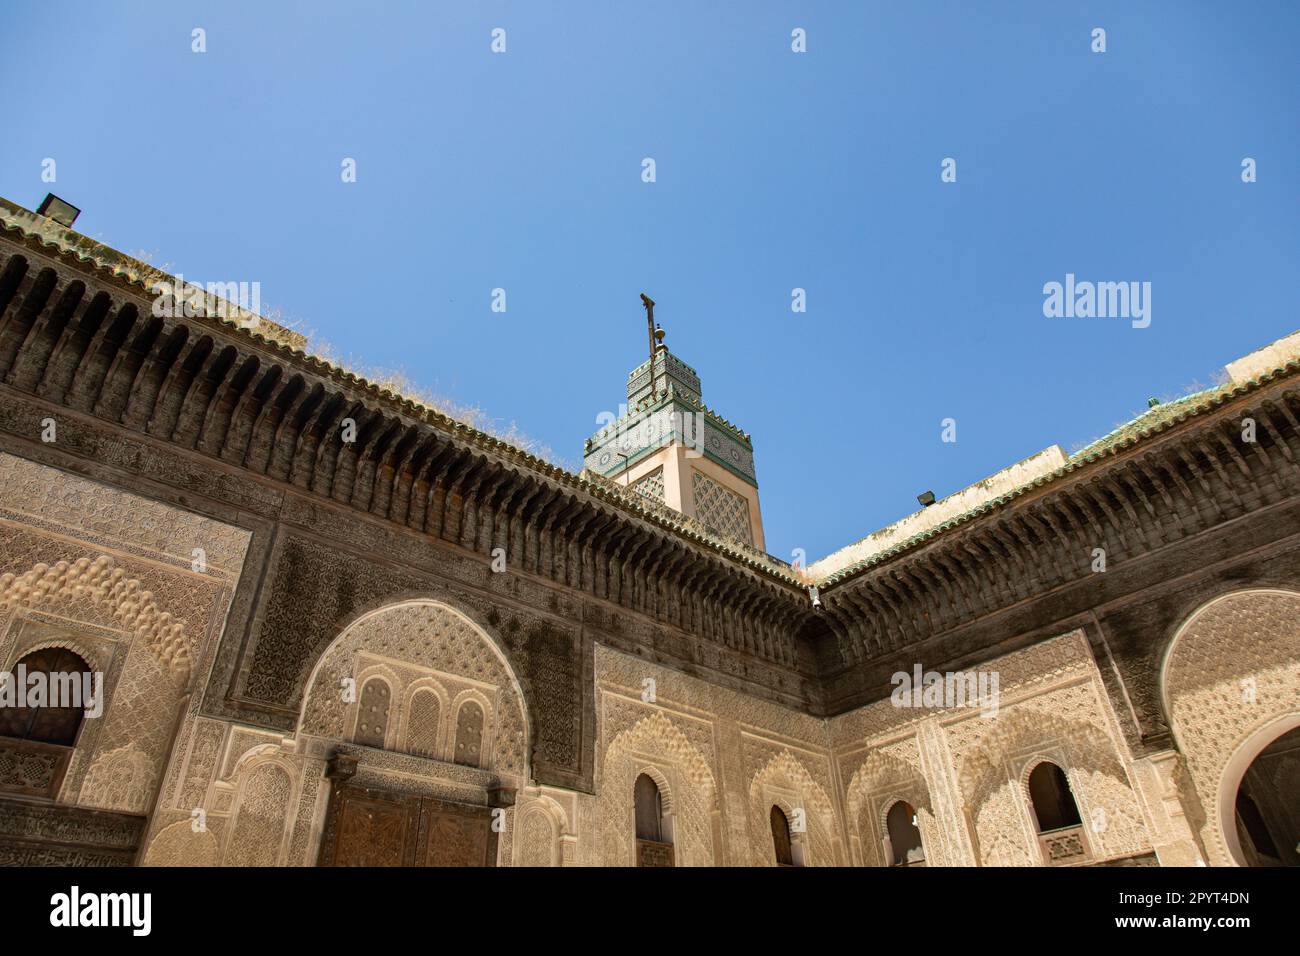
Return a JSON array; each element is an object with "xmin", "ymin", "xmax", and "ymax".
[
  {"xmin": 634, "ymin": 773, "xmax": 663, "ymax": 841},
  {"xmin": 0, "ymin": 647, "xmax": 94, "ymax": 800},
  {"xmin": 1028, "ymin": 762, "xmax": 1082, "ymax": 832},
  {"xmin": 886, "ymin": 800, "xmax": 925, "ymax": 866},
  {"xmin": 770, "ymin": 805, "xmax": 795, "ymax": 866},
  {"xmin": 634, "ymin": 773, "xmax": 673, "ymax": 866},
  {"xmin": 0, "ymin": 648, "xmax": 92, "ymax": 746}
]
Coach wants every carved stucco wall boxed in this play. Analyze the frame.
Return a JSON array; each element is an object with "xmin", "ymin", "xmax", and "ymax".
[
  {"xmin": 299, "ymin": 600, "xmax": 528, "ymax": 783},
  {"xmin": 1161, "ymin": 588, "xmax": 1300, "ymax": 866},
  {"xmin": 580, "ymin": 644, "xmax": 841, "ymax": 867},
  {"xmin": 0, "ymin": 452, "xmax": 248, "ymax": 818},
  {"xmin": 142, "ymin": 599, "xmax": 530, "ymax": 865},
  {"xmin": 509, "ymin": 783, "xmax": 587, "ymax": 867},
  {"xmin": 158, "ymin": 628, "xmax": 1155, "ymax": 868},
  {"xmin": 142, "ymin": 721, "xmax": 325, "ymax": 867},
  {"xmin": 843, "ymin": 740, "xmax": 941, "ymax": 867},
  {"xmin": 6, "ymin": 448, "xmax": 1279, "ymax": 868},
  {"xmin": 220, "ymin": 528, "xmax": 587, "ymax": 789},
  {"xmin": 513, "ymin": 636, "xmax": 1163, "ymax": 868},
  {"xmin": 832, "ymin": 631, "xmax": 1155, "ymax": 868},
  {"xmin": 119, "ymin": 591, "xmax": 1300, "ymax": 869}
]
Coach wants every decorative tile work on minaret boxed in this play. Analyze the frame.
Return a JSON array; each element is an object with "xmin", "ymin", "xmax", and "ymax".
[
  {"xmin": 584, "ymin": 346, "xmax": 759, "ymax": 487},
  {"xmin": 692, "ymin": 470, "xmax": 753, "ymax": 548},
  {"xmin": 583, "ymin": 301, "xmax": 766, "ymax": 552},
  {"xmin": 630, "ymin": 466, "xmax": 666, "ymax": 504}
]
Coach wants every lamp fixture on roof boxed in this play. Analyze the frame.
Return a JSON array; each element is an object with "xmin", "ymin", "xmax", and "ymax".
[
  {"xmin": 808, "ymin": 585, "xmax": 822, "ymax": 611},
  {"xmin": 36, "ymin": 193, "xmax": 80, "ymax": 229},
  {"xmin": 917, "ymin": 490, "xmax": 936, "ymax": 508}
]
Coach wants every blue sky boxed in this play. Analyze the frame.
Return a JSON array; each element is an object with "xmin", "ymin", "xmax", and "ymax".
[{"xmin": 2, "ymin": 1, "xmax": 1297, "ymax": 562}]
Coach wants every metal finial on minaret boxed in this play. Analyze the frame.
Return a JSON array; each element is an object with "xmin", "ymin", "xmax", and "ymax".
[
  {"xmin": 585, "ymin": 299, "xmax": 764, "ymax": 549},
  {"xmin": 640, "ymin": 293, "xmax": 656, "ymax": 365},
  {"xmin": 640, "ymin": 293, "xmax": 665, "ymax": 397}
]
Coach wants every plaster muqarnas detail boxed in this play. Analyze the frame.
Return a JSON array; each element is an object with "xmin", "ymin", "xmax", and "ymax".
[{"xmin": 0, "ymin": 452, "xmax": 247, "ymax": 863}]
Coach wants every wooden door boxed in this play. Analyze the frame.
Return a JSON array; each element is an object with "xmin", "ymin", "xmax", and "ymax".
[
  {"xmin": 413, "ymin": 796, "xmax": 493, "ymax": 866},
  {"xmin": 318, "ymin": 783, "xmax": 497, "ymax": 867},
  {"xmin": 318, "ymin": 785, "xmax": 420, "ymax": 866}
]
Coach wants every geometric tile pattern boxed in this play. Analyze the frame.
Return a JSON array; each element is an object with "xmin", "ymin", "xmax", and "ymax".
[
  {"xmin": 692, "ymin": 469, "xmax": 752, "ymax": 548},
  {"xmin": 631, "ymin": 467, "xmax": 666, "ymax": 504}
]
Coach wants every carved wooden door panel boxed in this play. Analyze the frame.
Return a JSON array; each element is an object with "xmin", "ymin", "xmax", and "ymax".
[
  {"xmin": 318, "ymin": 786, "xmax": 419, "ymax": 866},
  {"xmin": 319, "ymin": 785, "xmax": 497, "ymax": 867},
  {"xmin": 413, "ymin": 796, "xmax": 493, "ymax": 867}
]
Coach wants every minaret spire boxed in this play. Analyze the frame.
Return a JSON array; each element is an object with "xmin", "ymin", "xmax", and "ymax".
[
  {"xmin": 583, "ymin": 304, "xmax": 765, "ymax": 551},
  {"xmin": 640, "ymin": 292, "xmax": 656, "ymax": 358},
  {"xmin": 640, "ymin": 292, "xmax": 662, "ymax": 396}
]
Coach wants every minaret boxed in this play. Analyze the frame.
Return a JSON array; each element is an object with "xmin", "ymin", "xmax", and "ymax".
[{"xmin": 583, "ymin": 295, "xmax": 765, "ymax": 552}]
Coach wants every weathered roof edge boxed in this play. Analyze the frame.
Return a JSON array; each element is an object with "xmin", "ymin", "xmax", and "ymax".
[
  {"xmin": 817, "ymin": 356, "xmax": 1300, "ymax": 588},
  {"xmin": 9, "ymin": 196, "xmax": 1286, "ymax": 594},
  {"xmin": 0, "ymin": 200, "xmax": 802, "ymax": 587}
]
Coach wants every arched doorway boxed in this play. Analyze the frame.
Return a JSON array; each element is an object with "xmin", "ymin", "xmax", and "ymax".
[
  {"xmin": 0, "ymin": 647, "xmax": 92, "ymax": 746},
  {"xmin": 1219, "ymin": 717, "xmax": 1300, "ymax": 866},
  {"xmin": 770, "ymin": 805, "xmax": 796, "ymax": 866},
  {"xmin": 1161, "ymin": 589, "xmax": 1300, "ymax": 865}
]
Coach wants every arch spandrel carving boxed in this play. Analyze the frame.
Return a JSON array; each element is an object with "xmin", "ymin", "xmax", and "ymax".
[
  {"xmin": 955, "ymin": 705, "xmax": 1148, "ymax": 866},
  {"xmin": 0, "ymin": 552, "xmax": 197, "ymax": 818},
  {"xmin": 1160, "ymin": 588, "xmax": 1300, "ymax": 865},
  {"xmin": 223, "ymin": 757, "xmax": 295, "ymax": 866},
  {"xmin": 298, "ymin": 599, "xmax": 529, "ymax": 782},
  {"xmin": 597, "ymin": 710, "xmax": 718, "ymax": 867},
  {"xmin": 747, "ymin": 748, "xmax": 838, "ymax": 866},
  {"xmin": 845, "ymin": 748, "xmax": 934, "ymax": 866},
  {"xmin": 141, "ymin": 818, "xmax": 220, "ymax": 867},
  {"xmin": 80, "ymin": 742, "xmax": 157, "ymax": 814},
  {"xmin": 517, "ymin": 806, "xmax": 559, "ymax": 867},
  {"xmin": 0, "ymin": 555, "xmax": 191, "ymax": 683}
]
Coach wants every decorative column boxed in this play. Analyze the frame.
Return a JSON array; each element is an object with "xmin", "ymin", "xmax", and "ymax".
[
  {"xmin": 1128, "ymin": 750, "xmax": 1208, "ymax": 866},
  {"xmin": 916, "ymin": 719, "xmax": 978, "ymax": 866},
  {"xmin": 487, "ymin": 784, "xmax": 517, "ymax": 867}
]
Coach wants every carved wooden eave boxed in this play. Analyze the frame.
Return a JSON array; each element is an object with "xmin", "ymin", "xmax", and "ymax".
[
  {"xmin": 811, "ymin": 360, "xmax": 1300, "ymax": 711},
  {"xmin": 0, "ymin": 219, "xmax": 809, "ymax": 684},
  {"xmin": 4, "ymin": 206, "xmax": 1299, "ymax": 722}
]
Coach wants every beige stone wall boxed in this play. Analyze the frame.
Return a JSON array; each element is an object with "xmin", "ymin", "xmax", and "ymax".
[
  {"xmin": 127, "ymin": 600, "xmax": 1296, "ymax": 868},
  {"xmin": 511, "ymin": 643, "xmax": 853, "ymax": 867},
  {"xmin": 527, "ymin": 634, "xmax": 1163, "ymax": 869}
]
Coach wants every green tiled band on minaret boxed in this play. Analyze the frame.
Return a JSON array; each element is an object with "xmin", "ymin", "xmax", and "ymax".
[
  {"xmin": 584, "ymin": 345, "xmax": 757, "ymax": 487},
  {"xmin": 583, "ymin": 317, "xmax": 767, "ymax": 552}
]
